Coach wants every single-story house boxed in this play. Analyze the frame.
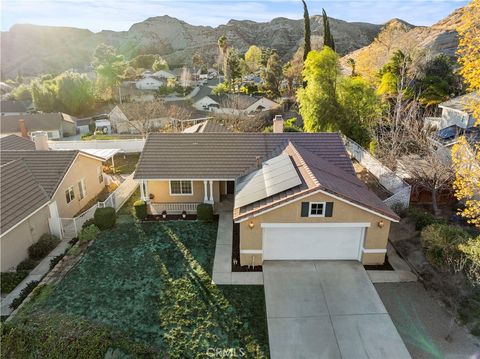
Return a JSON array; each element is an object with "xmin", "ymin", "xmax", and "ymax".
[
  {"xmin": 0, "ymin": 113, "xmax": 77, "ymax": 139},
  {"xmin": 192, "ymin": 93, "xmax": 280, "ymax": 115},
  {"xmin": 0, "ymin": 100, "xmax": 32, "ymax": 116},
  {"xmin": 0, "ymin": 134, "xmax": 107, "ymax": 271},
  {"xmin": 108, "ymin": 105, "xmax": 170, "ymax": 134},
  {"xmin": 136, "ymin": 77, "xmax": 164, "ymax": 91},
  {"xmin": 152, "ymin": 70, "xmax": 176, "ymax": 80},
  {"xmin": 134, "ymin": 118, "xmax": 399, "ymax": 267}
]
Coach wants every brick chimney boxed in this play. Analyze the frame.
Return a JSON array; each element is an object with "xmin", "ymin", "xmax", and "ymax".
[
  {"xmin": 273, "ymin": 115, "xmax": 284, "ymax": 133},
  {"xmin": 18, "ymin": 119, "xmax": 28, "ymax": 138},
  {"xmin": 32, "ymin": 131, "xmax": 49, "ymax": 151}
]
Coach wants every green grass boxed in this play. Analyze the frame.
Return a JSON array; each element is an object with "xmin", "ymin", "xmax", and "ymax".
[
  {"xmin": 3, "ymin": 219, "xmax": 269, "ymax": 358},
  {"xmin": 1, "ymin": 271, "xmax": 28, "ymax": 294},
  {"xmin": 108, "ymin": 154, "xmax": 140, "ymax": 174}
]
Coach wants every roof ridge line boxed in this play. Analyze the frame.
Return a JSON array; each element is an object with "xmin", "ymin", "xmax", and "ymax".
[{"xmin": 287, "ymin": 141, "xmax": 320, "ymax": 187}]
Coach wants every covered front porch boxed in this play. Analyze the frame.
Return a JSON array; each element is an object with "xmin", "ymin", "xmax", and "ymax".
[{"xmin": 138, "ymin": 179, "xmax": 235, "ymax": 215}]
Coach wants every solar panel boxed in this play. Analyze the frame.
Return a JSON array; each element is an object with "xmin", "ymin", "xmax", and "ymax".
[{"xmin": 234, "ymin": 153, "xmax": 302, "ymax": 208}]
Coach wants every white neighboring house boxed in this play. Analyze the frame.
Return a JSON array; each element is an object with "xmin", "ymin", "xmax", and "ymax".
[
  {"xmin": 136, "ymin": 77, "xmax": 164, "ymax": 90},
  {"xmin": 108, "ymin": 105, "xmax": 170, "ymax": 134},
  {"xmin": 193, "ymin": 93, "xmax": 279, "ymax": 115}
]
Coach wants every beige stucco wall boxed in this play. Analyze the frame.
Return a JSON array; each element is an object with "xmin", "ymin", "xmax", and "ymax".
[
  {"xmin": 238, "ymin": 191, "xmax": 392, "ymax": 266},
  {"xmin": 1, "ymin": 205, "xmax": 50, "ymax": 271},
  {"xmin": 52, "ymin": 154, "xmax": 105, "ymax": 218},
  {"xmin": 147, "ymin": 180, "xmax": 220, "ymax": 204}
]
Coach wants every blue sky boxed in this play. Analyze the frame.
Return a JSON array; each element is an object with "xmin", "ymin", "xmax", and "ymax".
[{"xmin": 1, "ymin": 0, "xmax": 468, "ymax": 32}]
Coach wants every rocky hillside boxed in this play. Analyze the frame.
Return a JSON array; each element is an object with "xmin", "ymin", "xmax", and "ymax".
[
  {"xmin": 1, "ymin": 15, "xmax": 381, "ymax": 79},
  {"xmin": 340, "ymin": 8, "xmax": 463, "ymax": 79}
]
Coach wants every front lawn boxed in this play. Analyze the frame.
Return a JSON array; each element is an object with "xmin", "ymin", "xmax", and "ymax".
[{"xmin": 2, "ymin": 219, "xmax": 269, "ymax": 358}]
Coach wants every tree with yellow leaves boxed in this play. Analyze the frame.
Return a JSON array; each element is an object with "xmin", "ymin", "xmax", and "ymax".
[
  {"xmin": 457, "ymin": 0, "xmax": 480, "ymax": 123},
  {"xmin": 452, "ymin": 0, "xmax": 480, "ymax": 227}
]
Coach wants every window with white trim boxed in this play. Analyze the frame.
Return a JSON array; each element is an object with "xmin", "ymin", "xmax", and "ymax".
[
  {"xmin": 65, "ymin": 186, "xmax": 75, "ymax": 204},
  {"xmin": 309, "ymin": 202, "xmax": 325, "ymax": 217},
  {"xmin": 170, "ymin": 180, "xmax": 193, "ymax": 195},
  {"xmin": 78, "ymin": 178, "xmax": 87, "ymax": 200}
]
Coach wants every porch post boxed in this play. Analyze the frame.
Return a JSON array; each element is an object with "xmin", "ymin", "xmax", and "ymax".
[
  {"xmin": 203, "ymin": 180, "xmax": 208, "ymax": 203},
  {"xmin": 140, "ymin": 180, "xmax": 146, "ymax": 200},
  {"xmin": 209, "ymin": 180, "xmax": 214, "ymax": 203},
  {"xmin": 144, "ymin": 180, "xmax": 150, "ymax": 203}
]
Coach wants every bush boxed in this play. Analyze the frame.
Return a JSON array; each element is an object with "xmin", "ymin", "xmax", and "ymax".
[
  {"xmin": 79, "ymin": 224, "xmax": 100, "ymax": 242},
  {"xmin": 94, "ymin": 207, "xmax": 116, "ymax": 230},
  {"xmin": 133, "ymin": 200, "xmax": 147, "ymax": 219},
  {"xmin": 49, "ymin": 254, "xmax": 64, "ymax": 270},
  {"xmin": 197, "ymin": 203, "xmax": 213, "ymax": 222},
  {"xmin": 458, "ymin": 236, "xmax": 480, "ymax": 287},
  {"xmin": 10, "ymin": 280, "xmax": 39, "ymax": 310},
  {"xmin": 82, "ymin": 218, "xmax": 95, "ymax": 229},
  {"xmin": 421, "ymin": 224, "xmax": 469, "ymax": 268},
  {"xmin": 16, "ymin": 258, "xmax": 37, "ymax": 271},
  {"xmin": 1, "ymin": 271, "xmax": 28, "ymax": 293},
  {"xmin": 28, "ymin": 234, "xmax": 60, "ymax": 260},
  {"xmin": 409, "ymin": 207, "xmax": 446, "ymax": 230}
]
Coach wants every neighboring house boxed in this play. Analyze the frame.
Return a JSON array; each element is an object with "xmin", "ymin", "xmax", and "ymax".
[
  {"xmin": 425, "ymin": 92, "xmax": 479, "ymax": 161},
  {"xmin": 76, "ymin": 118, "xmax": 92, "ymax": 134},
  {"xmin": 136, "ymin": 77, "xmax": 164, "ymax": 90},
  {"xmin": 119, "ymin": 82, "xmax": 156, "ymax": 102},
  {"xmin": 182, "ymin": 120, "xmax": 230, "ymax": 133},
  {"xmin": 193, "ymin": 93, "xmax": 279, "ymax": 115},
  {"xmin": 0, "ymin": 113, "xmax": 77, "ymax": 139},
  {"xmin": 152, "ymin": 70, "xmax": 176, "ymax": 80},
  {"xmin": 134, "ymin": 118, "xmax": 399, "ymax": 267},
  {"xmin": 0, "ymin": 134, "xmax": 107, "ymax": 271},
  {"xmin": 0, "ymin": 100, "xmax": 31, "ymax": 115},
  {"xmin": 108, "ymin": 105, "xmax": 170, "ymax": 134}
]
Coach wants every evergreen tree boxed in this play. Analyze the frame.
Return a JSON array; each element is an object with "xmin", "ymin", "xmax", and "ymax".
[
  {"xmin": 322, "ymin": 9, "xmax": 335, "ymax": 51},
  {"xmin": 302, "ymin": 0, "xmax": 311, "ymax": 61}
]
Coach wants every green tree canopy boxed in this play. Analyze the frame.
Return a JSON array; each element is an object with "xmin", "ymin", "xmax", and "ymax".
[
  {"xmin": 224, "ymin": 48, "xmax": 242, "ymax": 91},
  {"xmin": 302, "ymin": 0, "xmax": 311, "ymax": 61},
  {"xmin": 152, "ymin": 58, "xmax": 169, "ymax": 71},
  {"xmin": 30, "ymin": 80, "xmax": 57, "ymax": 113},
  {"xmin": 322, "ymin": 9, "xmax": 335, "ymax": 51},
  {"xmin": 55, "ymin": 72, "xmax": 94, "ymax": 114},
  {"xmin": 93, "ymin": 44, "xmax": 127, "ymax": 100},
  {"xmin": 262, "ymin": 52, "xmax": 283, "ymax": 98}
]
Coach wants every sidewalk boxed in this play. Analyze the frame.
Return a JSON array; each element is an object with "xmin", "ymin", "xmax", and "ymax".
[
  {"xmin": 367, "ymin": 242, "xmax": 417, "ymax": 283},
  {"xmin": 0, "ymin": 239, "xmax": 71, "ymax": 316},
  {"xmin": 211, "ymin": 209, "xmax": 263, "ymax": 285}
]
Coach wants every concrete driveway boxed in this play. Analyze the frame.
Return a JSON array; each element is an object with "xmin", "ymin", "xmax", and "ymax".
[{"xmin": 263, "ymin": 261, "xmax": 411, "ymax": 359}]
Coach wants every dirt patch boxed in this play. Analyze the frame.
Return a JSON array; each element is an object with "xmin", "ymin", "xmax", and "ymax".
[{"xmin": 232, "ymin": 223, "xmax": 262, "ymax": 272}]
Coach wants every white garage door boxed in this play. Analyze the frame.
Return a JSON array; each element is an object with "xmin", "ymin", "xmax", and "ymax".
[{"xmin": 262, "ymin": 224, "xmax": 367, "ymax": 261}]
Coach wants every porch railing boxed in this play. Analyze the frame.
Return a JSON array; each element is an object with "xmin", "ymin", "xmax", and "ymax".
[{"xmin": 150, "ymin": 202, "xmax": 200, "ymax": 215}]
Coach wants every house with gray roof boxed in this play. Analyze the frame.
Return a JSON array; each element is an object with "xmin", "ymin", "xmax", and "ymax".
[
  {"xmin": 193, "ymin": 92, "xmax": 280, "ymax": 115},
  {"xmin": 0, "ymin": 136, "xmax": 108, "ymax": 271},
  {"xmin": 134, "ymin": 117, "xmax": 399, "ymax": 268},
  {"xmin": 0, "ymin": 112, "xmax": 77, "ymax": 139},
  {"xmin": 0, "ymin": 100, "xmax": 32, "ymax": 115}
]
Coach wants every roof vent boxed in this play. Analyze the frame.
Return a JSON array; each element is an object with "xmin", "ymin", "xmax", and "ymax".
[{"xmin": 255, "ymin": 156, "xmax": 261, "ymax": 168}]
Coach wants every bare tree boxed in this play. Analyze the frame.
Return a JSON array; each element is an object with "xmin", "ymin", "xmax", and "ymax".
[
  {"xmin": 166, "ymin": 104, "xmax": 193, "ymax": 132},
  {"xmin": 119, "ymin": 100, "xmax": 168, "ymax": 137}
]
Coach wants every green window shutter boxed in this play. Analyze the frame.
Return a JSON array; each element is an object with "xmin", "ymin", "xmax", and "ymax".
[
  {"xmin": 325, "ymin": 202, "xmax": 334, "ymax": 217},
  {"xmin": 301, "ymin": 202, "xmax": 310, "ymax": 217}
]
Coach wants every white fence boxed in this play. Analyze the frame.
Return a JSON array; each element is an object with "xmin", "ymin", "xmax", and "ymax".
[
  {"xmin": 342, "ymin": 136, "xmax": 411, "ymax": 211},
  {"xmin": 59, "ymin": 174, "xmax": 138, "ymax": 238},
  {"xmin": 49, "ymin": 139, "xmax": 145, "ymax": 153},
  {"xmin": 150, "ymin": 202, "xmax": 200, "ymax": 215}
]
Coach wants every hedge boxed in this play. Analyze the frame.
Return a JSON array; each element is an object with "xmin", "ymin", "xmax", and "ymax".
[
  {"xmin": 79, "ymin": 225, "xmax": 100, "ymax": 242},
  {"xmin": 197, "ymin": 203, "xmax": 213, "ymax": 222},
  {"xmin": 28, "ymin": 234, "xmax": 60, "ymax": 260},
  {"xmin": 16, "ymin": 258, "xmax": 38, "ymax": 271},
  {"xmin": 133, "ymin": 200, "xmax": 147, "ymax": 220},
  {"xmin": 94, "ymin": 207, "xmax": 116, "ymax": 230},
  {"xmin": 1, "ymin": 271, "xmax": 28, "ymax": 294},
  {"xmin": 10, "ymin": 280, "xmax": 39, "ymax": 310}
]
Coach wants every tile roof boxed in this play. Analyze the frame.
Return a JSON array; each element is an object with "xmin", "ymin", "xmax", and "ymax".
[
  {"xmin": 134, "ymin": 132, "xmax": 355, "ymax": 180},
  {"xmin": 233, "ymin": 142, "xmax": 399, "ymax": 221},
  {"xmin": 0, "ymin": 150, "xmax": 78, "ymax": 197},
  {"xmin": 439, "ymin": 91, "xmax": 479, "ymax": 112},
  {"xmin": 0, "ymin": 113, "xmax": 75, "ymax": 133},
  {"xmin": 0, "ymin": 135, "xmax": 35, "ymax": 150},
  {"xmin": 191, "ymin": 86, "xmax": 213, "ymax": 103},
  {"xmin": 0, "ymin": 159, "xmax": 49, "ymax": 234},
  {"xmin": 1, "ymin": 100, "xmax": 29, "ymax": 113}
]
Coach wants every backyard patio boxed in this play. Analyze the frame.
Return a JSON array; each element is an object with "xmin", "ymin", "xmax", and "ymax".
[{"xmin": 3, "ymin": 205, "xmax": 269, "ymax": 358}]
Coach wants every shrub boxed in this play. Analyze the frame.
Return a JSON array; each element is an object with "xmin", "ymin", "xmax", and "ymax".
[
  {"xmin": 16, "ymin": 258, "xmax": 37, "ymax": 271},
  {"xmin": 49, "ymin": 254, "xmax": 64, "ymax": 270},
  {"xmin": 27, "ymin": 234, "xmax": 60, "ymax": 260},
  {"xmin": 82, "ymin": 218, "xmax": 95, "ymax": 229},
  {"xmin": 1, "ymin": 271, "xmax": 28, "ymax": 293},
  {"xmin": 94, "ymin": 207, "xmax": 116, "ymax": 230},
  {"xmin": 197, "ymin": 203, "xmax": 213, "ymax": 222},
  {"xmin": 409, "ymin": 207, "xmax": 446, "ymax": 230},
  {"xmin": 10, "ymin": 280, "xmax": 39, "ymax": 310},
  {"xmin": 458, "ymin": 236, "xmax": 480, "ymax": 287},
  {"xmin": 79, "ymin": 224, "xmax": 100, "ymax": 242},
  {"xmin": 133, "ymin": 200, "xmax": 147, "ymax": 220}
]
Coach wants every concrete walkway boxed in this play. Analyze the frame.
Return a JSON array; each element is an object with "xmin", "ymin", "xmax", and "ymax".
[
  {"xmin": 211, "ymin": 209, "xmax": 263, "ymax": 285},
  {"xmin": 367, "ymin": 243, "xmax": 417, "ymax": 283},
  {"xmin": 263, "ymin": 261, "xmax": 411, "ymax": 359},
  {"xmin": 0, "ymin": 240, "xmax": 70, "ymax": 316}
]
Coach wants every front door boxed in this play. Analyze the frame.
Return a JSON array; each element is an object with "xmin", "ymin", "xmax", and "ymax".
[{"xmin": 227, "ymin": 181, "xmax": 235, "ymax": 195}]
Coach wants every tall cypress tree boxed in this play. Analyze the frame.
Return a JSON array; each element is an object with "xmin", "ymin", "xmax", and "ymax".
[
  {"xmin": 302, "ymin": 0, "xmax": 311, "ymax": 61},
  {"xmin": 322, "ymin": 9, "xmax": 335, "ymax": 52}
]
